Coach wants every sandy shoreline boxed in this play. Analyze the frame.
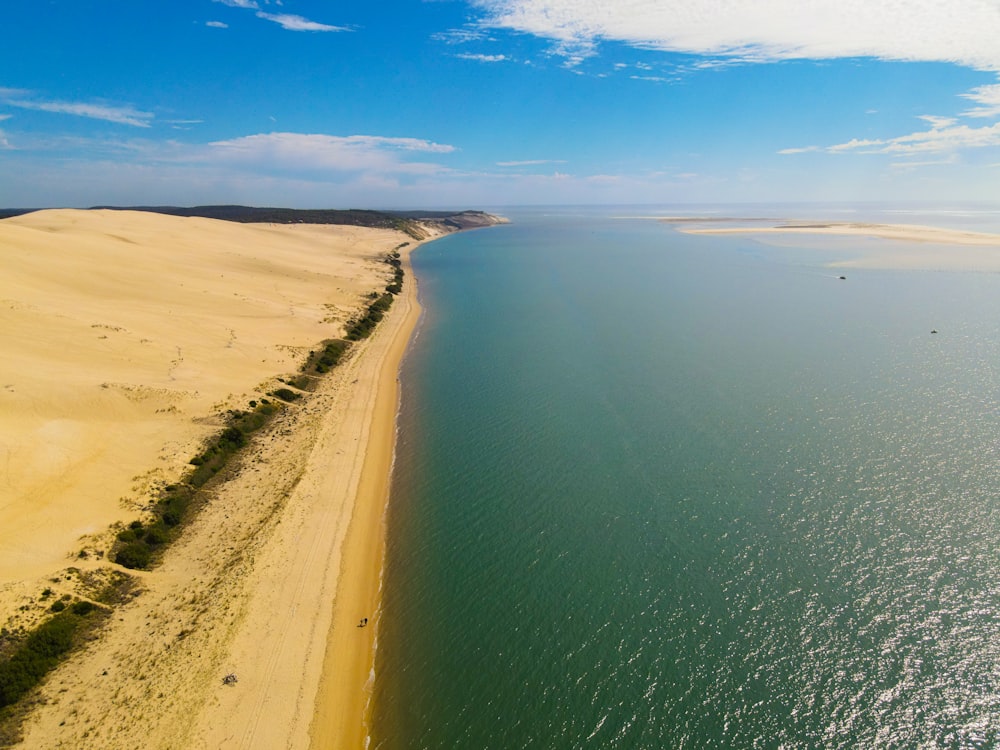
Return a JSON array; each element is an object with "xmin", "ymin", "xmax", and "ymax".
[
  {"xmin": 665, "ymin": 219, "xmax": 1000, "ymax": 271},
  {"xmin": 675, "ymin": 220, "xmax": 1000, "ymax": 245},
  {"xmin": 0, "ymin": 209, "xmax": 434, "ymax": 748},
  {"xmin": 309, "ymin": 248, "xmax": 422, "ymax": 749}
]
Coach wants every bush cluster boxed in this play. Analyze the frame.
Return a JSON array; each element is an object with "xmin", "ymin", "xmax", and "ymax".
[
  {"xmin": 112, "ymin": 402, "xmax": 280, "ymax": 570},
  {"xmin": 309, "ymin": 339, "xmax": 349, "ymax": 375},
  {"xmin": 0, "ymin": 604, "xmax": 100, "ymax": 709},
  {"xmin": 385, "ymin": 252, "xmax": 404, "ymax": 294},
  {"xmin": 109, "ymin": 271, "xmax": 403, "ymax": 574},
  {"xmin": 270, "ymin": 387, "xmax": 300, "ymax": 403},
  {"xmin": 346, "ymin": 294, "xmax": 394, "ymax": 341}
]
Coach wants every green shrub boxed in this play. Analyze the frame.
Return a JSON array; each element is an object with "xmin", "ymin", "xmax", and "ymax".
[
  {"xmin": 115, "ymin": 542, "xmax": 152, "ymax": 570},
  {"xmin": 271, "ymin": 388, "xmax": 300, "ymax": 403},
  {"xmin": 144, "ymin": 524, "xmax": 169, "ymax": 546},
  {"xmin": 0, "ymin": 613, "xmax": 79, "ymax": 708},
  {"xmin": 219, "ymin": 426, "xmax": 246, "ymax": 449},
  {"xmin": 345, "ymin": 295, "xmax": 393, "ymax": 340},
  {"xmin": 69, "ymin": 601, "xmax": 95, "ymax": 616}
]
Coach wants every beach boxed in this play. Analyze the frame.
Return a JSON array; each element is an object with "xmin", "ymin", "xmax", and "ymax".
[
  {"xmin": 669, "ymin": 219, "xmax": 1000, "ymax": 270},
  {"xmin": 0, "ymin": 209, "xmax": 429, "ymax": 748}
]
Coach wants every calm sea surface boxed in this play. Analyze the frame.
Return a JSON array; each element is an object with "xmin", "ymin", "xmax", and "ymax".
[{"xmin": 372, "ymin": 208, "xmax": 1000, "ymax": 749}]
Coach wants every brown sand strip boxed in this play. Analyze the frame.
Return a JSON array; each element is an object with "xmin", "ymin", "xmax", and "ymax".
[{"xmin": 309, "ymin": 249, "xmax": 422, "ymax": 750}]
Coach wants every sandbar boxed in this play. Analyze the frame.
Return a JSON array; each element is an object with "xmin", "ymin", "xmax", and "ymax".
[{"xmin": 667, "ymin": 219, "xmax": 1000, "ymax": 271}]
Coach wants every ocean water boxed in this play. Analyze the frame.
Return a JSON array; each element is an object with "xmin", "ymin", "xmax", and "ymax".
[{"xmin": 372, "ymin": 208, "xmax": 1000, "ymax": 749}]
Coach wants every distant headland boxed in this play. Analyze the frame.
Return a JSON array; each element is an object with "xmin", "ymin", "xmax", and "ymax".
[{"xmin": 0, "ymin": 205, "xmax": 508, "ymax": 239}]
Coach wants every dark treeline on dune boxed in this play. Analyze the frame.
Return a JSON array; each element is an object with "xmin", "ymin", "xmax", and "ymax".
[{"xmin": 0, "ymin": 206, "xmax": 505, "ymax": 238}]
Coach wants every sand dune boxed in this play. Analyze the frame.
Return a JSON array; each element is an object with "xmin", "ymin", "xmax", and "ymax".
[
  {"xmin": 1, "ymin": 210, "xmax": 396, "ymax": 578},
  {"xmin": 0, "ymin": 209, "xmax": 425, "ymax": 748}
]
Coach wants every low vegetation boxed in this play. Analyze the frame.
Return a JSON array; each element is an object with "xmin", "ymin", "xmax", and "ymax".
[
  {"xmin": 110, "ymin": 400, "xmax": 281, "ymax": 570},
  {"xmin": 111, "ymin": 249, "xmax": 404, "ymax": 571},
  {"xmin": 0, "ymin": 570, "xmax": 133, "ymax": 741}
]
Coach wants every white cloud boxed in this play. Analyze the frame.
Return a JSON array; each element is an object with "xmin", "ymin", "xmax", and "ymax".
[
  {"xmin": 434, "ymin": 27, "xmax": 490, "ymax": 44},
  {"xmin": 0, "ymin": 94, "xmax": 153, "ymax": 127},
  {"xmin": 889, "ymin": 156, "xmax": 958, "ymax": 170},
  {"xmin": 0, "ymin": 114, "xmax": 11, "ymax": 121},
  {"xmin": 213, "ymin": 0, "xmax": 259, "ymax": 8},
  {"xmin": 777, "ymin": 145, "xmax": 820, "ymax": 155},
  {"xmin": 204, "ymin": 132, "xmax": 455, "ymax": 174},
  {"xmin": 919, "ymin": 115, "xmax": 957, "ymax": 129},
  {"xmin": 496, "ymin": 159, "xmax": 566, "ymax": 166},
  {"xmin": 961, "ymin": 84, "xmax": 1000, "ymax": 118},
  {"xmin": 823, "ymin": 121, "xmax": 1000, "ymax": 155},
  {"xmin": 255, "ymin": 12, "xmax": 348, "ymax": 32},
  {"xmin": 470, "ymin": 0, "xmax": 1000, "ymax": 71},
  {"xmin": 206, "ymin": 21, "xmax": 229, "ymax": 28},
  {"xmin": 456, "ymin": 53, "xmax": 508, "ymax": 62},
  {"xmin": 167, "ymin": 119, "xmax": 204, "ymax": 131}
]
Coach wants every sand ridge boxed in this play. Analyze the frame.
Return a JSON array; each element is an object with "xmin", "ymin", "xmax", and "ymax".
[
  {"xmin": 0, "ymin": 209, "xmax": 431, "ymax": 747},
  {"xmin": 0, "ymin": 210, "xmax": 402, "ymax": 585}
]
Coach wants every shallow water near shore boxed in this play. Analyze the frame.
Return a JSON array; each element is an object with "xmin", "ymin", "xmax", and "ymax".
[{"xmin": 373, "ymin": 207, "xmax": 1000, "ymax": 748}]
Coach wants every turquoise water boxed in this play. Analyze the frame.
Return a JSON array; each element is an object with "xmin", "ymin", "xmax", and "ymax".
[{"xmin": 373, "ymin": 209, "xmax": 1000, "ymax": 748}]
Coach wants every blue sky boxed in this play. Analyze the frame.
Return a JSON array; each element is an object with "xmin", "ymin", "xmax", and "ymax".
[{"xmin": 2, "ymin": 0, "xmax": 999, "ymax": 208}]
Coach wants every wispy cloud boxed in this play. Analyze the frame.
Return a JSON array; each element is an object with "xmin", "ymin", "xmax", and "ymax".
[
  {"xmin": 433, "ymin": 27, "xmax": 491, "ymax": 44},
  {"xmin": 961, "ymin": 84, "xmax": 1000, "ymax": 119},
  {"xmin": 0, "ymin": 91, "xmax": 153, "ymax": 127},
  {"xmin": 213, "ymin": 0, "xmax": 259, "ymax": 8},
  {"xmin": 889, "ymin": 156, "xmax": 958, "ymax": 170},
  {"xmin": 211, "ymin": 1, "xmax": 348, "ymax": 33},
  {"xmin": 456, "ymin": 53, "xmax": 508, "ymax": 62},
  {"xmin": 777, "ymin": 145, "xmax": 820, "ymax": 155},
  {"xmin": 0, "ymin": 114, "xmax": 11, "ymax": 122},
  {"xmin": 785, "ymin": 119, "xmax": 1000, "ymax": 157},
  {"xmin": 166, "ymin": 119, "xmax": 204, "ymax": 131},
  {"xmin": 918, "ymin": 115, "xmax": 957, "ymax": 129},
  {"xmin": 206, "ymin": 21, "xmax": 229, "ymax": 29},
  {"xmin": 255, "ymin": 12, "xmax": 349, "ymax": 32},
  {"xmin": 204, "ymin": 132, "xmax": 455, "ymax": 174},
  {"xmin": 469, "ymin": 0, "xmax": 1000, "ymax": 71},
  {"xmin": 496, "ymin": 159, "xmax": 566, "ymax": 166}
]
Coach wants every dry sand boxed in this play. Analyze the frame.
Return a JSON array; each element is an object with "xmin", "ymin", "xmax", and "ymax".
[
  {"xmin": 672, "ymin": 220, "xmax": 1000, "ymax": 271},
  {"xmin": 1, "ymin": 209, "xmax": 432, "ymax": 748}
]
